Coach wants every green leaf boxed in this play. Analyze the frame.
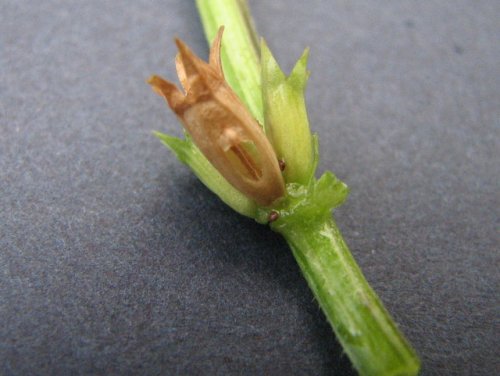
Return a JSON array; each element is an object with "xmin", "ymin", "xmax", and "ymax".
[
  {"xmin": 255, "ymin": 169, "xmax": 349, "ymax": 225},
  {"xmin": 261, "ymin": 40, "xmax": 315, "ymax": 185},
  {"xmin": 154, "ymin": 131, "xmax": 258, "ymax": 218}
]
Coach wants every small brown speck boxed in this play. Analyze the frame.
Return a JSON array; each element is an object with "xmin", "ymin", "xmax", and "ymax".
[
  {"xmin": 268, "ymin": 210, "xmax": 280, "ymax": 222},
  {"xmin": 278, "ymin": 159, "xmax": 286, "ymax": 171}
]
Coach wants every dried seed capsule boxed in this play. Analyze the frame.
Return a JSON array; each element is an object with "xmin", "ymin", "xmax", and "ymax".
[{"xmin": 149, "ymin": 27, "xmax": 285, "ymax": 206}]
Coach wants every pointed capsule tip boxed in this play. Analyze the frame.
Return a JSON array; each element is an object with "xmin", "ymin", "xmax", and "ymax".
[
  {"xmin": 174, "ymin": 38, "xmax": 189, "ymax": 53},
  {"xmin": 175, "ymin": 37, "xmax": 200, "ymax": 64}
]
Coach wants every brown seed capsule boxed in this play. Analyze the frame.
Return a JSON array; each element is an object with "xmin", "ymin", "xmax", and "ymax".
[{"xmin": 149, "ymin": 27, "xmax": 285, "ymax": 206}]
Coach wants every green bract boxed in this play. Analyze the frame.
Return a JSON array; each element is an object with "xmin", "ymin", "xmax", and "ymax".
[
  {"xmin": 154, "ymin": 131, "xmax": 257, "ymax": 218},
  {"xmin": 261, "ymin": 41, "xmax": 315, "ymax": 185}
]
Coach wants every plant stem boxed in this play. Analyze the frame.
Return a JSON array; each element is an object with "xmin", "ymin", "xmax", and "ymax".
[
  {"xmin": 194, "ymin": 1, "xmax": 420, "ymax": 375},
  {"xmin": 275, "ymin": 217, "xmax": 420, "ymax": 375},
  {"xmin": 195, "ymin": 0, "xmax": 263, "ymax": 124}
]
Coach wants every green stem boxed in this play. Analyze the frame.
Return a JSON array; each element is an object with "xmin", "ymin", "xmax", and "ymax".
[
  {"xmin": 275, "ymin": 217, "xmax": 420, "ymax": 375},
  {"xmin": 195, "ymin": 0, "xmax": 263, "ymax": 124},
  {"xmin": 194, "ymin": 1, "xmax": 420, "ymax": 375}
]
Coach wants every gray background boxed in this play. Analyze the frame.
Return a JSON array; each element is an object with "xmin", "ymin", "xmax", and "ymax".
[{"xmin": 1, "ymin": 0, "xmax": 499, "ymax": 375}]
